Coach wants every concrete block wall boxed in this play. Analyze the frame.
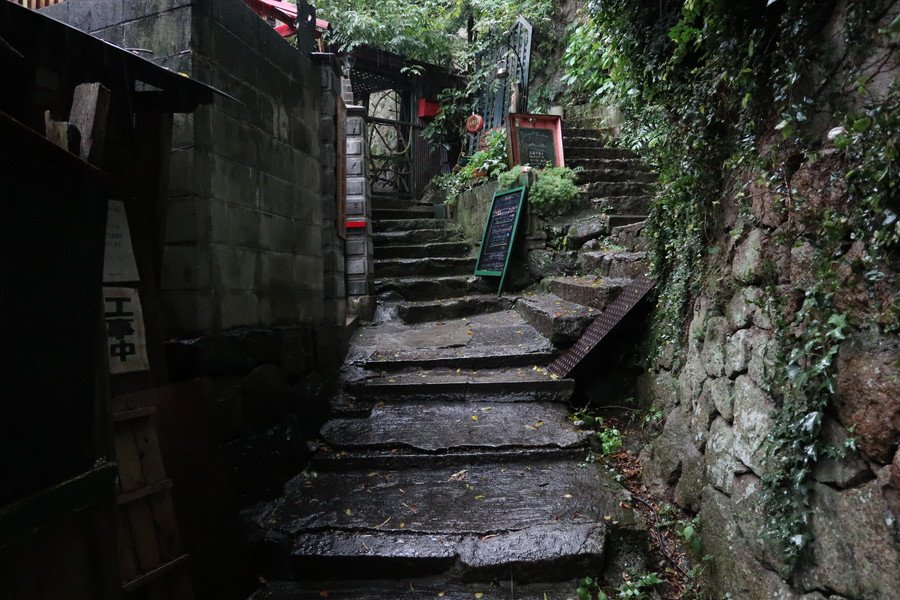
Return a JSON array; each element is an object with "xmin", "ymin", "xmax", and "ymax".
[
  {"xmin": 46, "ymin": 0, "xmax": 328, "ymax": 337},
  {"xmin": 313, "ymin": 53, "xmax": 346, "ymax": 328}
]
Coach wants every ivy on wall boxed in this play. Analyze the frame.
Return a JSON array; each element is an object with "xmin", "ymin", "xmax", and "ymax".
[{"xmin": 563, "ymin": 0, "xmax": 898, "ymax": 575}]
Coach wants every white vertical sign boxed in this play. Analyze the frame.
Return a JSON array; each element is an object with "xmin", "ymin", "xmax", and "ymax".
[{"xmin": 104, "ymin": 287, "xmax": 150, "ymax": 374}]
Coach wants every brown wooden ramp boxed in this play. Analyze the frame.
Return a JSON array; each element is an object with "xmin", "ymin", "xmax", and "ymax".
[{"xmin": 548, "ymin": 275, "xmax": 655, "ymax": 377}]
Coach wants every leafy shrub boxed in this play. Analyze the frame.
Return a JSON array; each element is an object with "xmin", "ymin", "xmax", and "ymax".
[
  {"xmin": 527, "ymin": 166, "xmax": 580, "ymax": 217},
  {"xmin": 498, "ymin": 165, "xmax": 581, "ymax": 217}
]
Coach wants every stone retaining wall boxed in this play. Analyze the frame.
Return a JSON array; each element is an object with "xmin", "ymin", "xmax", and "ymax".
[{"xmin": 635, "ymin": 3, "xmax": 900, "ymax": 597}]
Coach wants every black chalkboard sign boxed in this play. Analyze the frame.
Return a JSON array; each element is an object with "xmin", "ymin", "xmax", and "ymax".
[
  {"xmin": 474, "ymin": 186, "xmax": 527, "ymax": 295},
  {"xmin": 518, "ymin": 128, "xmax": 556, "ymax": 167}
]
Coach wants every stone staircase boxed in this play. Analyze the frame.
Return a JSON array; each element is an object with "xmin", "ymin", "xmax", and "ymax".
[
  {"xmin": 515, "ymin": 129, "xmax": 653, "ymax": 350},
  {"xmin": 248, "ymin": 190, "xmax": 649, "ymax": 598}
]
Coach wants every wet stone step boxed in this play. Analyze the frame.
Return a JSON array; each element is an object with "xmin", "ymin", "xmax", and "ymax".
[
  {"xmin": 319, "ymin": 401, "xmax": 590, "ymax": 454},
  {"xmin": 374, "ymin": 257, "xmax": 476, "ymax": 278},
  {"xmin": 515, "ymin": 294, "xmax": 600, "ymax": 346},
  {"xmin": 372, "ymin": 207, "xmax": 436, "ymax": 220},
  {"xmin": 250, "ymin": 578, "xmax": 579, "ymax": 600},
  {"xmin": 253, "ymin": 460, "xmax": 635, "ymax": 581},
  {"xmin": 564, "ymin": 147, "xmax": 637, "ymax": 160},
  {"xmin": 576, "ymin": 169, "xmax": 657, "ymax": 185},
  {"xmin": 584, "ymin": 194, "xmax": 652, "ymax": 215},
  {"xmin": 374, "ymin": 218, "xmax": 450, "ymax": 233},
  {"xmin": 563, "ymin": 136, "xmax": 632, "ymax": 150},
  {"xmin": 312, "ymin": 445, "xmax": 586, "ymax": 471},
  {"xmin": 374, "ymin": 275, "xmax": 474, "ymax": 301},
  {"xmin": 577, "ymin": 251, "xmax": 649, "ymax": 279},
  {"xmin": 581, "ymin": 180, "xmax": 651, "ymax": 197},
  {"xmin": 374, "ymin": 242, "xmax": 472, "ymax": 260},
  {"xmin": 608, "ymin": 215, "xmax": 649, "ymax": 230},
  {"xmin": 566, "ymin": 157, "xmax": 652, "ymax": 171},
  {"xmin": 375, "ymin": 229, "xmax": 462, "ymax": 247},
  {"xmin": 342, "ymin": 365, "xmax": 574, "ymax": 404},
  {"xmin": 398, "ymin": 294, "xmax": 514, "ymax": 324},
  {"xmin": 352, "ymin": 311, "xmax": 556, "ymax": 371},
  {"xmin": 546, "ymin": 275, "xmax": 631, "ymax": 311},
  {"xmin": 609, "ymin": 221, "xmax": 648, "ymax": 252},
  {"xmin": 562, "ymin": 127, "xmax": 606, "ymax": 138}
]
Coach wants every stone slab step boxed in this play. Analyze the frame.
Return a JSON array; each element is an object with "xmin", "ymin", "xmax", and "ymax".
[
  {"xmin": 343, "ymin": 366, "xmax": 574, "ymax": 404},
  {"xmin": 320, "ymin": 401, "xmax": 589, "ymax": 454},
  {"xmin": 374, "ymin": 218, "xmax": 447, "ymax": 232},
  {"xmin": 577, "ymin": 251, "xmax": 649, "ymax": 279},
  {"xmin": 576, "ymin": 169, "xmax": 656, "ymax": 185},
  {"xmin": 515, "ymin": 294, "xmax": 600, "ymax": 345},
  {"xmin": 605, "ymin": 215, "xmax": 649, "ymax": 230},
  {"xmin": 375, "ymin": 257, "xmax": 476, "ymax": 278},
  {"xmin": 563, "ymin": 137, "xmax": 635, "ymax": 152},
  {"xmin": 565, "ymin": 147, "xmax": 637, "ymax": 160},
  {"xmin": 545, "ymin": 275, "xmax": 631, "ymax": 311},
  {"xmin": 566, "ymin": 157, "xmax": 652, "ymax": 171},
  {"xmin": 251, "ymin": 579, "xmax": 578, "ymax": 599},
  {"xmin": 351, "ymin": 311, "xmax": 556, "ymax": 371},
  {"xmin": 585, "ymin": 194, "xmax": 652, "ymax": 215},
  {"xmin": 398, "ymin": 295, "xmax": 514, "ymax": 324},
  {"xmin": 254, "ymin": 460, "xmax": 634, "ymax": 581},
  {"xmin": 581, "ymin": 181, "xmax": 651, "ymax": 197},
  {"xmin": 375, "ymin": 229, "xmax": 462, "ymax": 247},
  {"xmin": 312, "ymin": 445, "xmax": 585, "ymax": 471},
  {"xmin": 374, "ymin": 276, "xmax": 474, "ymax": 301},
  {"xmin": 372, "ymin": 207, "xmax": 436, "ymax": 220},
  {"xmin": 375, "ymin": 242, "xmax": 472, "ymax": 260},
  {"xmin": 609, "ymin": 221, "xmax": 648, "ymax": 252},
  {"xmin": 563, "ymin": 127, "xmax": 605, "ymax": 139}
]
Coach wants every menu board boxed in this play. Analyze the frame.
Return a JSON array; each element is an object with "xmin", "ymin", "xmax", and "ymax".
[
  {"xmin": 518, "ymin": 128, "xmax": 556, "ymax": 167},
  {"xmin": 474, "ymin": 187, "xmax": 526, "ymax": 294},
  {"xmin": 507, "ymin": 113, "xmax": 565, "ymax": 168}
]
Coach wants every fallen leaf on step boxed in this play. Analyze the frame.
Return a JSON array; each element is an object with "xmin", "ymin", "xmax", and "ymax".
[
  {"xmin": 474, "ymin": 495, "xmax": 485, "ymax": 500},
  {"xmin": 471, "ymin": 415, "xmax": 479, "ymax": 421},
  {"xmin": 474, "ymin": 594, "xmax": 484, "ymax": 599},
  {"xmin": 449, "ymin": 469, "xmax": 468, "ymax": 481},
  {"xmin": 345, "ymin": 509, "xmax": 352, "ymax": 516}
]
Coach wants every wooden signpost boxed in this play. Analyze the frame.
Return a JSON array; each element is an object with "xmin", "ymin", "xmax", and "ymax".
[{"xmin": 474, "ymin": 186, "xmax": 527, "ymax": 295}]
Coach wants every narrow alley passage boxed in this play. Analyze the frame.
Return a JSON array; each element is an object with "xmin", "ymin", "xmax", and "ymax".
[{"xmin": 248, "ymin": 128, "xmax": 658, "ymax": 599}]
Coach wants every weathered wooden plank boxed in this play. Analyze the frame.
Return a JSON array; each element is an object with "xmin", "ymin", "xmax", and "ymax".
[
  {"xmin": 115, "ymin": 504, "xmax": 139, "ymax": 583},
  {"xmin": 68, "ymin": 82, "xmax": 110, "ymax": 164},
  {"xmin": 113, "ymin": 406, "xmax": 157, "ymax": 423},
  {"xmin": 0, "ymin": 463, "xmax": 117, "ymax": 547},
  {"xmin": 117, "ymin": 480, "xmax": 172, "ymax": 506},
  {"xmin": 121, "ymin": 554, "xmax": 190, "ymax": 594}
]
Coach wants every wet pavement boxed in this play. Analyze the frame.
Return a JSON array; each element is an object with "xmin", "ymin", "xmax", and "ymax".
[{"xmin": 250, "ymin": 202, "xmax": 643, "ymax": 599}]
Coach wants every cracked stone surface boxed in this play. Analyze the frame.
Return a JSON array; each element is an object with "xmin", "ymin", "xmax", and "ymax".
[
  {"xmin": 351, "ymin": 311, "xmax": 556, "ymax": 369},
  {"xmin": 321, "ymin": 402, "xmax": 590, "ymax": 452},
  {"xmin": 253, "ymin": 137, "xmax": 651, "ymax": 595},
  {"xmin": 251, "ymin": 579, "xmax": 577, "ymax": 599}
]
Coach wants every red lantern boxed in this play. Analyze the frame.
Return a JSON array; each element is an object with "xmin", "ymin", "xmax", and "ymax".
[{"xmin": 466, "ymin": 114, "xmax": 484, "ymax": 133}]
